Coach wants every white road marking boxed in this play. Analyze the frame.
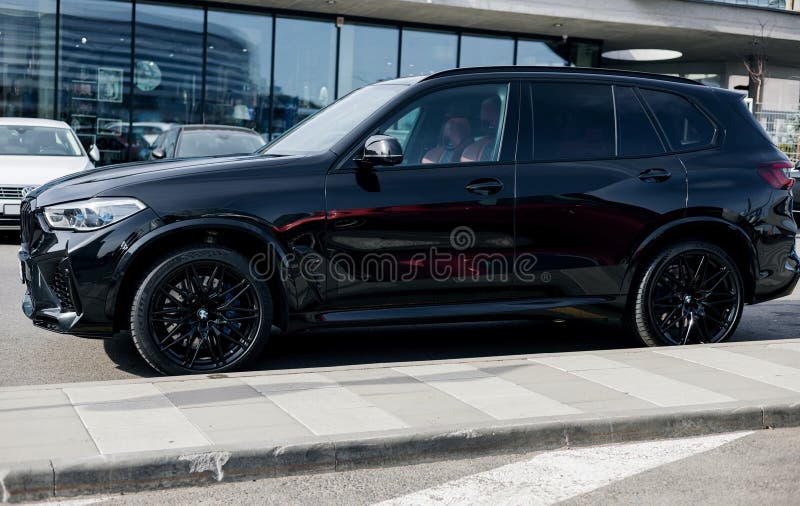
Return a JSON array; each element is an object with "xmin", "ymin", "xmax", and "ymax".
[
  {"xmin": 656, "ymin": 347, "xmax": 800, "ymax": 392},
  {"xmin": 63, "ymin": 384, "xmax": 210, "ymax": 454},
  {"xmin": 394, "ymin": 364, "xmax": 580, "ymax": 419},
  {"xmin": 243, "ymin": 373, "xmax": 408, "ymax": 435},
  {"xmin": 531, "ymin": 355, "xmax": 734, "ymax": 407},
  {"xmin": 375, "ymin": 431, "xmax": 751, "ymax": 506}
]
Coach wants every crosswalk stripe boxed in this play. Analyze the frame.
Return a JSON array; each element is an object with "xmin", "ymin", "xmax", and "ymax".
[
  {"xmin": 655, "ymin": 347, "xmax": 800, "ymax": 392},
  {"xmin": 531, "ymin": 355, "xmax": 734, "ymax": 407},
  {"xmin": 374, "ymin": 431, "xmax": 751, "ymax": 506},
  {"xmin": 394, "ymin": 364, "xmax": 581, "ymax": 419},
  {"xmin": 63, "ymin": 384, "xmax": 210, "ymax": 455},
  {"xmin": 242, "ymin": 373, "xmax": 408, "ymax": 435}
]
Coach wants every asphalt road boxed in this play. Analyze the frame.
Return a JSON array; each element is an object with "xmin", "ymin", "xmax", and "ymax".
[
  {"xmin": 33, "ymin": 427, "xmax": 800, "ymax": 505},
  {"xmin": 2, "ymin": 232, "xmax": 799, "ymax": 387}
]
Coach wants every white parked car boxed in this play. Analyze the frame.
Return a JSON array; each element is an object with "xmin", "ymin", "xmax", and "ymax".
[{"xmin": 0, "ymin": 118, "xmax": 97, "ymax": 230}]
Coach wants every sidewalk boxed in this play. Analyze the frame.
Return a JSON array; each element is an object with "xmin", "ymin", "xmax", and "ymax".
[{"xmin": 4, "ymin": 338, "xmax": 800, "ymax": 502}]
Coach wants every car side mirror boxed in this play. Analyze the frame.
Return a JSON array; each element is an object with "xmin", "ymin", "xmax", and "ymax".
[
  {"xmin": 88, "ymin": 144, "xmax": 100, "ymax": 163},
  {"xmin": 151, "ymin": 148, "xmax": 166, "ymax": 160},
  {"xmin": 356, "ymin": 135, "xmax": 403, "ymax": 168}
]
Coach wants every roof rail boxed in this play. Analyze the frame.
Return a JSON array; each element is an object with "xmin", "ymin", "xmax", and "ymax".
[{"xmin": 421, "ymin": 66, "xmax": 704, "ymax": 86}]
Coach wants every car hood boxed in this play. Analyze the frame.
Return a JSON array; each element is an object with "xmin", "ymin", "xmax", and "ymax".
[
  {"xmin": 29, "ymin": 154, "xmax": 302, "ymax": 207},
  {"xmin": 0, "ymin": 155, "xmax": 92, "ymax": 186}
]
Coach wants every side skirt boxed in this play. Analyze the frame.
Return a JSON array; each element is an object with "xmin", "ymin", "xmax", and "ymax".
[{"xmin": 288, "ymin": 296, "xmax": 626, "ymax": 331}]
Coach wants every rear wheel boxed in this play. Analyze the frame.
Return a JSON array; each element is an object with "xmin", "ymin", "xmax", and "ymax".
[
  {"xmin": 627, "ymin": 241, "xmax": 744, "ymax": 347},
  {"xmin": 131, "ymin": 246, "xmax": 272, "ymax": 375}
]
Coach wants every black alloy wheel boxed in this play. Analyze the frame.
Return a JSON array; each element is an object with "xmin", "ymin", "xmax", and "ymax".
[
  {"xmin": 628, "ymin": 241, "xmax": 744, "ymax": 347},
  {"xmin": 131, "ymin": 246, "xmax": 272, "ymax": 375}
]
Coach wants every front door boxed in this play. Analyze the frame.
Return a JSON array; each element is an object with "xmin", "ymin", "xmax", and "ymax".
[{"xmin": 323, "ymin": 81, "xmax": 519, "ymax": 312}]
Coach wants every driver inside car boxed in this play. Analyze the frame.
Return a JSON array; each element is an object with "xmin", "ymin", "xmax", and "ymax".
[{"xmin": 421, "ymin": 116, "xmax": 473, "ymax": 164}]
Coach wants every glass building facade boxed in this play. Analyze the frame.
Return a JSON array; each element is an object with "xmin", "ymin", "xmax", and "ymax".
[{"xmin": 0, "ymin": 1, "xmax": 601, "ymax": 165}]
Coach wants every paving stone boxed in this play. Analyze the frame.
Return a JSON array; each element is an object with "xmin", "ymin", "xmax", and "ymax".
[{"xmin": 156, "ymin": 377, "xmax": 264, "ymax": 408}]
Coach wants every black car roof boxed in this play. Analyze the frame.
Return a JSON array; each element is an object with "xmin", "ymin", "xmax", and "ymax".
[{"xmin": 421, "ymin": 66, "xmax": 703, "ymax": 87}]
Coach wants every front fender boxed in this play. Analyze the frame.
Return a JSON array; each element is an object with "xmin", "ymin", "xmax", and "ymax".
[{"xmin": 104, "ymin": 217, "xmax": 292, "ymax": 325}]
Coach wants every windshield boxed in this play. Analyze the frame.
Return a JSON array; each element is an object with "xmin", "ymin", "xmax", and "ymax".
[
  {"xmin": 0, "ymin": 125, "xmax": 83, "ymax": 156},
  {"xmin": 264, "ymin": 84, "xmax": 407, "ymax": 156},
  {"xmin": 177, "ymin": 130, "xmax": 266, "ymax": 158}
]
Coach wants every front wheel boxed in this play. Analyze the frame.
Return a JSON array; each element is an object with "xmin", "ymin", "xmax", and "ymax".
[
  {"xmin": 131, "ymin": 246, "xmax": 272, "ymax": 375},
  {"xmin": 627, "ymin": 241, "xmax": 744, "ymax": 347}
]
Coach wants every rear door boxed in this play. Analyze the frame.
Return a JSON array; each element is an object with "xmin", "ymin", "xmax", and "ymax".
[{"xmin": 514, "ymin": 81, "xmax": 687, "ymax": 301}]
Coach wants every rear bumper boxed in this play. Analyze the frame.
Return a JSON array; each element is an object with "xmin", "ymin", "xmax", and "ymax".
[{"xmin": 752, "ymin": 245, "xmax": 800, "ymax": 303}]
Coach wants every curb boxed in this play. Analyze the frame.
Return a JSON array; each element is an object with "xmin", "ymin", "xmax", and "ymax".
[{"xmin": 2, "ymin": 401, "xmax": 799, "ymax": 503}]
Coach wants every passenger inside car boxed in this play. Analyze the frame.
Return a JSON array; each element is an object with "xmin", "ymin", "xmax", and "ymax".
[{"xmin": 460, "ymin": 96, "xmax": 502, "ymax": 162}]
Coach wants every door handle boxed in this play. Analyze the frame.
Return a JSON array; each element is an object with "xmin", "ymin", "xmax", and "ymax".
[
  {"xmin": 465, "ymin": 178, "xmax": 504, "ymax": 196},
  {"xmin": 638, "ymin": 168, "xmax": 672, "ymax": 183}
]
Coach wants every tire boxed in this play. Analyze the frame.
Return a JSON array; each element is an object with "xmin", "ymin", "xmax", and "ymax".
[
  {"xmin": 626, "ymin": 240, "xmax": 744, "ymax": 347},
  {"xmin": 130, "ymin": 245, "xmax": 272, "ymax": 375}
]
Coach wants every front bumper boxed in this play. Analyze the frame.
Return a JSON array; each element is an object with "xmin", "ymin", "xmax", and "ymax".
[
  {"xmin": 20, "ymin": 199, "xmax": 160, "ymax": 337},
  {"xmin": 0, "ymin": 198, "xmax": 22, "ymax": 230}
]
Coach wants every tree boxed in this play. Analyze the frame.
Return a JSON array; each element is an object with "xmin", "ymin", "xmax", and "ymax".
[{"xmin": 743, "ymin": 21, "xmax": 771, "ymax": 114}]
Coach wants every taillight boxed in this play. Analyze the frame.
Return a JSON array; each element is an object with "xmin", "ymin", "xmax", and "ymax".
[{"xmin": 758, "ymin": 161, "xmax": 795, "ymax": 190}]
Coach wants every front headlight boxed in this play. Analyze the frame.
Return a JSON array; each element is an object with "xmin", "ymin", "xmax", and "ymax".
[{"xmin": 43, "ymin": 198, "xmax": 146, "ymax": 231}]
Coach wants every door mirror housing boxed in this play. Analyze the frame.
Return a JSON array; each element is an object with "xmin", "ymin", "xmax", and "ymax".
[
  {"xmin": 356, "ymin": 135, "xmax": 403, "ymax": 168},
  {"xmin": 88, "ymin": 144, "xmax": 101, "ymax": 163},
  {"xmin": 151, "ymin": 148, "xmax": 166, "ymax": 160}
]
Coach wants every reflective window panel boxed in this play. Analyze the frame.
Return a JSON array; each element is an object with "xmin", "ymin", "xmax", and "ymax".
[
  {"xmin": 532, "ymin": 82, "xmax": 615, "ymax": 161},
  {"xmin": 205, "ymin": 9, "xmax": 272, "ymax": 139},
  {"xmin": 400, "ymin": 29, "xmax": 457, "ymax": 77},
  {"xmin": 59, "ymin": 0, "xmax": 132, "ymax": 165},
  {"xmin": 459, "ymin": 35, "xmax": 514, "ymax": 67},
  {"xmin": 133, "ymin": 2, "xmax": 204, "ymax": 160},
  {"xmin": 272, "ymin": 17, "xmax": 337, "ymax": 139},
  {"xmin": 516, "ymin": 39, "xmax": 568, "ymax": 66},
  {"xmin": 0, "ymin": 0, "xmax": 56, "ymax": 118},
  {"xmin": 338, "ymin": 23, "xmax": 399, "ymax": 97}
]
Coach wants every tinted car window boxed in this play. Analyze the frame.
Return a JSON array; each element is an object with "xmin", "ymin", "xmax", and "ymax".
[
  {"xmin": 640, "ymin": 89, "xmax": 715, "ymax": 150},
  {"xmin": 376, "ymin": 83, "xmax": 509, "ymax": 166},
  {"xmin": 532, "ymin": 83, "xmax": 615, "ymax": 161},
  {"xmin": 176, "ymin": 130, "xmax": 266, "ymax": 158},
  {"xmin": 614, "ymin": 86, "xmax": 665, "ymax": 157}
]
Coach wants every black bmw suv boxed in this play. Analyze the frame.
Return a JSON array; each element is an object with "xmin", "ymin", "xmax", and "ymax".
[{"xmin": 19, "ymin": 67, "xmax": 799, "ymax": 375}]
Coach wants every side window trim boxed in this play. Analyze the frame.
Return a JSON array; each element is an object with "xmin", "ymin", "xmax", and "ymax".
[
  {"xmin": 333, "ymin": 80, "xmax": 519, "ymax": 173},
  {"xmin": 610, "ymin": 84, "xmax": 620, "ymax": 158},
  {"xmin": 636, "ymin": 86, "xmax": 719, "ymax": 153}
]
